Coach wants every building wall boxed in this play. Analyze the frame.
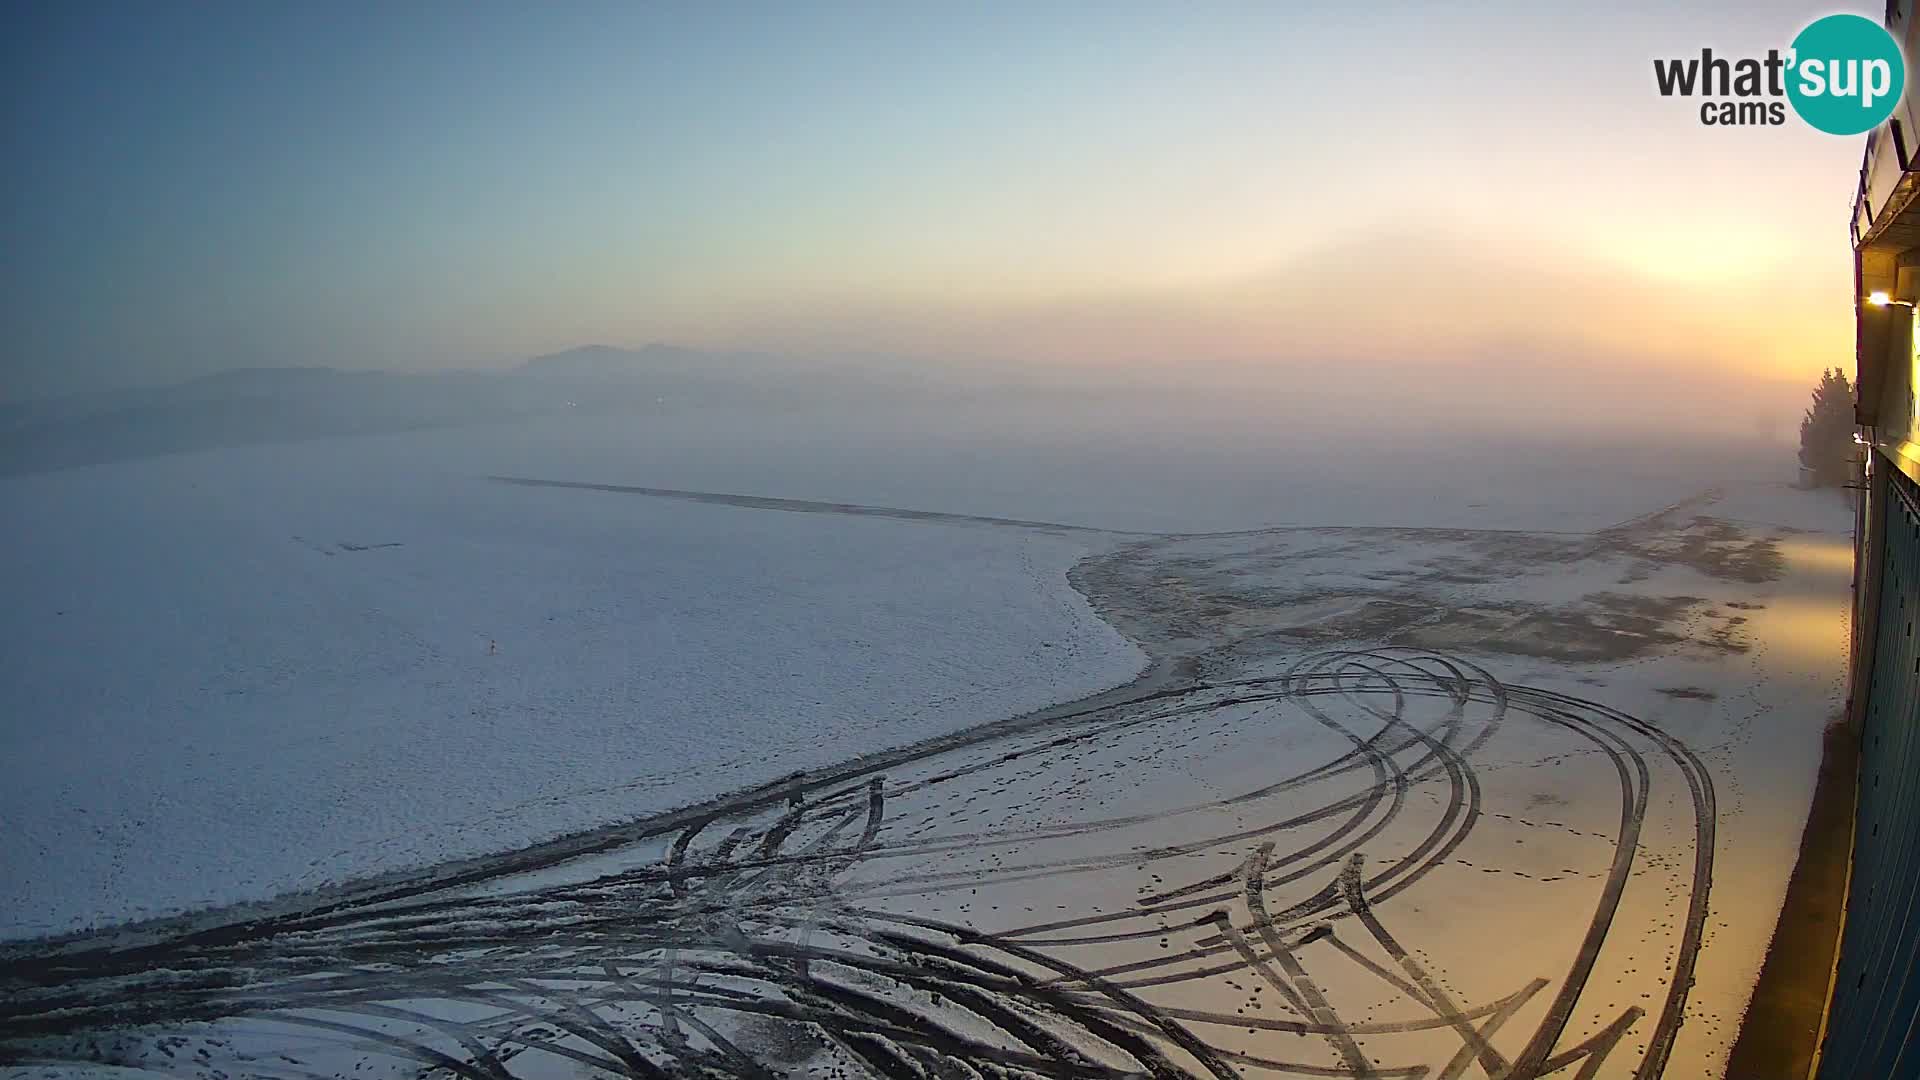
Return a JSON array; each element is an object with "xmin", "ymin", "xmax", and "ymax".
[
  {"xmin": 1868, "ymin": 302, "xmax": 1920, "ymax": 477},
  {"xmin": 1819, "ymin": 450, "xmax": 1920, "ymax": 1078}
]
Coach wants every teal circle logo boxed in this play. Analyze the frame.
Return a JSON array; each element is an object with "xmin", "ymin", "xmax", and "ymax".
[{"xmin": 1787, "ymin": 14, "xmax": 1906, "ymax": 135}]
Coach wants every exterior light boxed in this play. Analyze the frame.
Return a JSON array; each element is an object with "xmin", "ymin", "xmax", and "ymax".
[{"xmin": 1870, "ymin": 291, "xmax": 1892, "ymax": 306}]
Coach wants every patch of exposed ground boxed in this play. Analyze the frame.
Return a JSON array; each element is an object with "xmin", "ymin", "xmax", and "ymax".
[
  {"xmin": 1657, "ymin": 686, "xmax": 1721, "ymax": 701},
  {"xmin": 1606, "ymin": 515, "xmax": 1787, "ymax": 583},
  {"xmin": 1070, "ymin": 503, "xmax": 1781, "ymax": 673}
]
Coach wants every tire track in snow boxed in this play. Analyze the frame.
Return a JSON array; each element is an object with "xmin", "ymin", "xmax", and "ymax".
[{"xmin": 0, "ymin": 649, "xmax": 1717, "ymax": 1079}]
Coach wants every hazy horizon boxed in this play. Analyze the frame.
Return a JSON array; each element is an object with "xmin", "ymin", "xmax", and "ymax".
[{"xmin": 3, "ymin": 1, "xmax": 1865, "ymax": 437}]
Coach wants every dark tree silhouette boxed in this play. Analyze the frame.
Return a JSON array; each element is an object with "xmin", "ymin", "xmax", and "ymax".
[{"xmin": 1799, "ymin": 367, "xmax": 1856, "ymax": 488}]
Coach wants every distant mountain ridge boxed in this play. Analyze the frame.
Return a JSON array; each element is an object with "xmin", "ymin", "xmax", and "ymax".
[
  {"xmin": 0, "ymin": 344, "xmax": 934, "ymax": 476},
  {"xmin": 517, "ymin": 343, "xmax": 715, "ymax": 376}
]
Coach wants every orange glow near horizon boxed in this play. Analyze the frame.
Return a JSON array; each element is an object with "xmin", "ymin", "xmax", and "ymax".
[{"xmin": 4, "ymin": 1, "xmax": 1872, "ymax": 410}]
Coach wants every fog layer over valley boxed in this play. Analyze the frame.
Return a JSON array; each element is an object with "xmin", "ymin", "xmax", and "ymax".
[{"xmin": 1, "ymin": 344, "xmax": 1803, "ymax": 530}]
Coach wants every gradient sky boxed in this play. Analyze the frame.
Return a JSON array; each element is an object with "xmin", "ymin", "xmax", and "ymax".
[{"xmin": 0, "ymin": 1, "xmax": 1873, "ymax": 404}]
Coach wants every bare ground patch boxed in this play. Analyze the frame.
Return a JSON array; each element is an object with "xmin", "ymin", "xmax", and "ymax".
[{"xmin": 1072, "ymin": 506, "xmax": 1779, "ymax": 669}]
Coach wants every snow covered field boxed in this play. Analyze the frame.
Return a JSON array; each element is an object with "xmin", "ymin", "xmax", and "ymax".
[
  {"xmin": 0, "ymin": 433, "xmax": 1145, "ymax": 940},
  {"xmin": 378, "ymin": 401, "xmax": 1775, "ymax": 533},
  {"xmin": 0, "ymin": 462, "xmax": 1851, "ymax": 1079},
  {"xmin": 0, "ymin": 405, "xmax": 1855, "ymax": 1078}
]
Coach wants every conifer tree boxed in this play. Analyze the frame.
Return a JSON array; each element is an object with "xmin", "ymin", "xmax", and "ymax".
[{"xmin": 1799, "ymin": 367, "xmax": 1856, "ymax": 487}]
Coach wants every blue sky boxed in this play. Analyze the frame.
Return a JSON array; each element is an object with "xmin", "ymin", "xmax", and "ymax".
[{"xmin": 2, "ymin": 1, "xmax": 1872, "ymax": 399}]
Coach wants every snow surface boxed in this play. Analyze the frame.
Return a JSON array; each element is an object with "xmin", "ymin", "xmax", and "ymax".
[
  {"xmin": 0, "ymin": 406, "xmax": 1826, "ymax": 952},
  {"xmin": 0, "ymin": 403, "xmax": 1857, "ymax": 1079},
  {"xmin": 367, "ymin": 402, "xmax": 1779, "ymax": 533},
  {"xmin": 6, "ymin": 480, "xmax": 1848, "ymax": 1079},
  {"xmin": 0, "ymin": 434, "xmax": 1145, "ymax": 940}
]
